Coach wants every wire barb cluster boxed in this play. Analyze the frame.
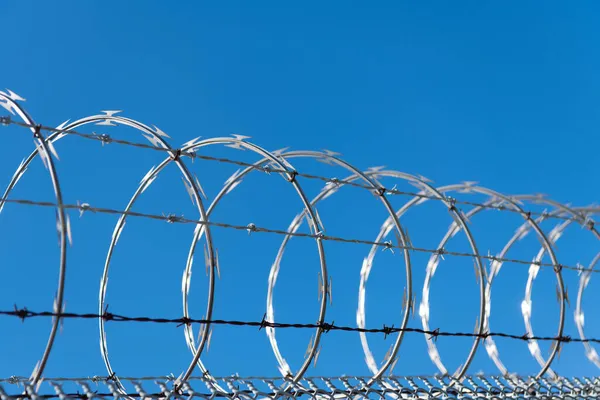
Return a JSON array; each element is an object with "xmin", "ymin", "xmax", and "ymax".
[{"xmin": 0, "ymin": 89, "xmax": 599, "ymax": 397}]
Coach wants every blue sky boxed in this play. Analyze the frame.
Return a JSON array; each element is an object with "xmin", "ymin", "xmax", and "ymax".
[{"xmin": 0, "ymin": 0, "xmax": 599, "ymax": 389}]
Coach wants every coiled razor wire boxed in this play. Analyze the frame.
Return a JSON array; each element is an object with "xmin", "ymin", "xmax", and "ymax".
[{"xmin": 1, "ymin": 89, "xmax": 600, "ymax": 396}]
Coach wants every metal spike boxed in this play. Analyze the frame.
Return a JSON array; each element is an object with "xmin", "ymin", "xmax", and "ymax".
[
  {"xmin": 152, "ymin": 125, "xmax": 170, "ymax": 138},
  {"xmin": 271, "ymin": 147, "xmax": 290, "ymax": 157},
  {"xmin": 318, "ymin": 273, "xmax": 323, "ymax": 302},
  {"xmin": 6, "ymin": 89, "xmax": 25, "ymax": 102},
  {"xmin": 407, "ymin": 180, "xmax": 425, "ymax": 191},
  {"xmin": 551, "ymin": 341, "xmax": 563, "ymax": 359},
  {"xmin": 140, "ymin": 165, "xmax": 157, "ymax": 185},
  {"xmin": 418, "ymin": 174, "xmax": 433, "ymax": 183},
  {"xmin": 95, "ymin": 119, "xmax": 117, "ymax": 127},
  {"xmin": 182, "ymin": 136, "xmax": 202, "ymax": 148},
  {"xmin": 29, "ymin": 361, "xmax": 41, "ymax": 381},
  {"xmin": 194, "ymin": 175, "xmax": 208, "ymax": 200},
  {"xmin": 449, "ymin": 210, "xmax": 463, "ymax": 227},
  {"xmin": 224, "ymin": 169, "xmax": 242, "ymax": 187},
  {"xmin": 0, "ymin": 99, "xmax": 14, "ymax": 114},
  {"xmin": 204, "ymin": 244, "xmax": 210, "ymax": 276},
  {"xmin": 58, "ymin": 301, "xmax": 66, "ymax": 333},
  {"xmin": 182, "ymin": 257, "xmax": 192, "ymax": 295},
  {"xmin": 76, "ymin": 201, "xmax": 90, "ymax": 218},
  {"xmin": 232, "ymin": 134, "xmax": 251, "ymax": 141},
  {"xmin": 313, "ymin": 346, "xmax": 321, "ymax": 367},
  {"xmin": 461, "ymin": 210, "xmax": 471, "ymax": 224},
  {"xmin": 53, "ymin": 120, "xmax": 70, "ymax": 133},
  {"xmin": 382, "ymin": 240, "xmax": 395, "ymax": 254},
  {"xmin": 182, "ymin": 177, "xmax": 196, "ymax": 206},
  {"xmin": 307, "ymin": 213, "xmax": 316, "ymax": 235},
  {"xmin": 459, "ymin": 181, "xmax": 478, "ymax": 193},
  {"xmin": 305, "ymin": 335, "xmax": 315, "ymax": 359},
  {"xmin": 54, "ymin": 119, "xmax": 71, "ymax": 140},
  {"xmin": 101, "ymin": 110, "xmax": 122, "ymax": 117},
  {"xmin": 65, "ymin": 213, "xmax": 72, "ymax": 246},
  {"xmin": 512, "ymin": 197, "xmax": 525, "ymax": 207},
  {"xmin": 316, "ymin": 156, "xmax": 335, "ymax": 166},
  {"xmin": 215, "ymin": 249, "xmax": 221, "ymax": 279},
  {"xmin": 314, "ymin": 207, "xmax": 325, "ymax": 233},
  {"xmin": 454, "ymin": 364, "xmax": 464, "ymax": 377},
  {"xmin": 11, "ymin": 158, "xmax": 28, "ymax": 187},
  {"xmin": 46, "ymin": 140, "xmax": 60, "ymax": 160},
  {"xmin": 206, "ymin": 328, "xmax": 213, "ymax": 352},
  {"xmin": 514, "ymin": 223, "xmax": 530, "ymax": 241},
  {"xmin": 383, "ymin": 344, "xmax": 393, "ymax": 365},
  {"xmin": 322, "ymin": 149, "xmax": 342, "ymax": 157},
  {"xmin": 195, "ymin": 317, "xmax": 204, "ymax": 348},
  {"xmin": 113, "ymin": 221, "xmax": 125, "ymax": 245},
  {"xmin": 172, "ymin": 372, "xmax": 185, "ymax": 390},
  {"xmin": 225, "ymin": 142, "xmax": 245, "ymax": 150},
  {"xmin": 142, "ymin": 133, "xmax": 163, "ymax": 148},
  {"xmin": 36, "ymin": 142, "xmax": 50, "ymax": 170},
  {"xmin": 388, "ymin": 357, "xmax": 399, "ymax": 374},
  {"xmin": 225, "ymin": 180, "xmax": 242, "ymax": 195},
  {"xmin": 404, "ymin": 228, "xmax": 413, "ymax": 249}
]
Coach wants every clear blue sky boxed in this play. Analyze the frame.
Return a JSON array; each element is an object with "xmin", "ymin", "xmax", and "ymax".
[{"xmin": 0, "ymin": 0, "xmax": 599, "ymax": 387}]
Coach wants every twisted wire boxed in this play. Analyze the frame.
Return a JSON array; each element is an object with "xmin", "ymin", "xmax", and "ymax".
[
  {"xmin": 1, "ymin": 117, "xmax": 595, "ymax": 226},
  {"xmin": 1, "ymin": 308, "xmax": 598, "ymax": 343},
  {"xmin": 1, "ymin": 89, "xmax": 599, "ymax": 396},
  {"xmin": 0, "ymin": 196, "xmax": 596, "ymax": 275}
]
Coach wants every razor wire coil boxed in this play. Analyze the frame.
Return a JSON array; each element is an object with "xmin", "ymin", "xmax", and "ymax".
[{"xmin": 0, "ymin": 89, "xmax": 599, "ymax": 398}]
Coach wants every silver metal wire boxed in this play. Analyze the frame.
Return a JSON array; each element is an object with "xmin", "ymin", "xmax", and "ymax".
[
  {"xmin": 0, "ymin": 90, "xmax": 68, "ymax": 389},
  {"xmin": 0, "ymin": 375, "xmax": 599, "ymax": 399},
  {"xmin": 575, "ymin": 252, "xmax": 600, "ymax": 369},
  {"xmin": 1, "ymin": 90, "xmax": 599, "ymax": 397}
]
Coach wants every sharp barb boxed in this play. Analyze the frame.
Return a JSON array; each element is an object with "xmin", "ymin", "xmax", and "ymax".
[
  {"xmin": 313, "ymin": 346, "xmax": 321, "ymax": 367},
  {"xmin": 215, "ymin": 249, "xmax": 221, "ymax": 279}
]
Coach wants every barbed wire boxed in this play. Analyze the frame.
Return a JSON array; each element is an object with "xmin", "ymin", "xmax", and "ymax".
[
  {"xmin": 2, "ymin": 307, "xmax": 595, "ymax": 344},
  {"xmin": 1, "ymin": 116, "xmax": 595, "ymax": 226},
  {"xmin": 1, "ymin": 196, "xmax": 596, "ymax": 275},
  {"xmin": 1, "ymin": 90, "xmax": 599, "ymax": 391}
]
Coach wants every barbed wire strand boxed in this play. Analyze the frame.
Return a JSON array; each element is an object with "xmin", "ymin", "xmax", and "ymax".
[
  {"xmin": 1, "ymin": 308, "xmax": 594, "ymax": 344},
  {"xmin": 1, "ymin": 118, "xmax": 595, "ymax": 226},
  {"xmin": 1, "ymin": 196, "xmax": 596, "ymax": 275}
]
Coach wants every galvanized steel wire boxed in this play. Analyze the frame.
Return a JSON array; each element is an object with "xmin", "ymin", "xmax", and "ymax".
[
  {"xmin": 1, "ymin": 89, "xmax": 599, "ymax": 398},
  {"xmin": 1, "ymin": 374, "xmax": 600, "ymax": 400}
]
